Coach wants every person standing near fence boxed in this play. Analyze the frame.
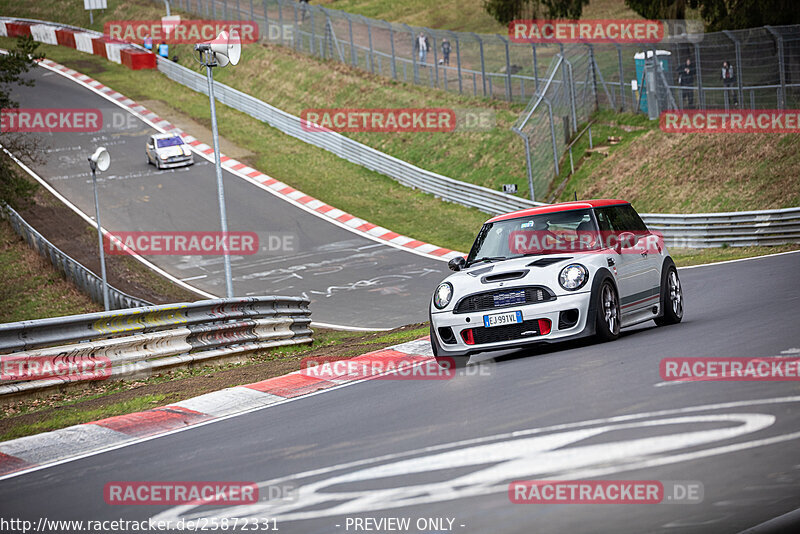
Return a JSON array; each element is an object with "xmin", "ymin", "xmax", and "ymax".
[
  {"xmin": 417, "ymin": 32, "xmax": 428, "ymax": 66},
  {"xmin": 677, "ymin": 57, "xmax": 696, "ymax": 109},
  {"xmin": 722, "ymin": 60, "xmax": 737, "ymax": 108},
  {"xmin": 441, "ymin": 38, "xmax": 451, "ymax": 66}
]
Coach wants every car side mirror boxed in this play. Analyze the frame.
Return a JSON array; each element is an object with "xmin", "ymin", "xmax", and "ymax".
[
  {"xmin": 615, "ymin": 232, "xmax": 636, "ymax": 253},
  {"xmin": 448, "ymin": 256, "xmax": 467, "ymax": 271}
]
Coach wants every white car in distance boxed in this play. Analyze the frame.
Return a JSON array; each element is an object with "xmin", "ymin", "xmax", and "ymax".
[{"xmin": 146, "ymin": 134, "xmax": 194, "ymax": 169}]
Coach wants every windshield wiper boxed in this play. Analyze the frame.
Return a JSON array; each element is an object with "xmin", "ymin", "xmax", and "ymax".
[{"xmin": 469, "ymin": 256, "xmax": 507, "ymax": 266}]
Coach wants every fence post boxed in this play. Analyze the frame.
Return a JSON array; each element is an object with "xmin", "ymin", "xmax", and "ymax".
[
  {"xmin": 235, "ymin": 0, "xmax": 241, "ymax": 21},
  {"xmin": 455, "ymin": 34, "xmax": 463, "ymax": 94},
  {"xmin": 222, "ymin": 0, "xmax": 228, "ymax": 19},
  {"xmin": 249, "ymin": 0, "xmax": 254, "ymax": 21},
  {"xmin": 388, "ymin": 22, "xmax": 397, "ymax": 80},
  {"xmin": 473, "ymin": 33, "xmax": 487, "ymax": 96},
  {"xmin": 514, "ymin": 129, "xmax": 535, "ymax": 201},
  {"xmin": 366, "ymin": 17, "xmax": 375, "ymax": 73},
  {"xmin": 546, "ymin": 99, "xmax": 560, "ymax": 177},
  {"xmin": 406, "ymin": 24, "xmax": 418, "ymax": 85},
  {"xmin": 310, "ymin": 7, "xmax": 316, "ymax": 56},
  {"xmin": 532, "ymin": 43, "xmax": 539, "ymax": 94},
  {"xmin": 723, "ymin": 30, "xmax": 744, "ymax": 110},
  {"xmin": 432, "ymin": 33, "xmax": 439, "ymax": 87},
  {"xmin": 690, "ymin": 42, "xmax": 704, "ymax": 110},
  {"xmin": 765, "ymin": 26, "xmax": 787, "ymax": 109},
  {"xmin": 587, "ymin": 43, "xmax": 600, "ymax": 110},
  {"xmin": 262, "ymin": 0, "xmax": 269, "ymax": 42},
  {"xmin": 344, "ymin": 13, "xmax": 355, "ymax": 66},
  {"xmin": 498, "ymin": 34, "xmax": 512, "ymax": 101},
  {"xmin": 614, "ymin": 42, "xmax": 624, "ymax": 111}
]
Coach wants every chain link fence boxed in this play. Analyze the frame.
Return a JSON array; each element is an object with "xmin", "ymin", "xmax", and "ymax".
[
  {"xmin": 154, "ymin": 2, "xmax": 800, "ymax": 201},
  {"xmin": 157, "ymin": 1, "xmax": 800, "ymax": 107}
]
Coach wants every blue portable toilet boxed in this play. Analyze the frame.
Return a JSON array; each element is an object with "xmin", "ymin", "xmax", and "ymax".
[{"xmin": 634, "ymin": 50, "xmax": 671, "ymax": 113}]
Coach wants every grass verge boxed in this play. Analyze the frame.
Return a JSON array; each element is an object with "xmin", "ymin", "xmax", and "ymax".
[
  {"xmin": 0, "ymin": 212, "xmax": 100, "ymax": 323},
  {"xmin": 0, "ymin": 324, "xmax": 428, "ymax": 441}
]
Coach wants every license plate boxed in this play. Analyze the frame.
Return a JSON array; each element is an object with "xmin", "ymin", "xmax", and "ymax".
[{"xmin": 483, "ymin": 310, "xmax": 523, "ymax": 328}]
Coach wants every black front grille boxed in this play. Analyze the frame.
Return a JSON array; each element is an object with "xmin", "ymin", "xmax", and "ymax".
[
  {"xmin": 454, "ymin": 286, "xmax": 554, "ymax": 314},
  {"xmin": 471, "ymin": 319, "xmax": 543, "ymax": 344}
]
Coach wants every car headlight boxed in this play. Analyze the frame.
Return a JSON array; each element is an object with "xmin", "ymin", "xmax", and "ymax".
[
  {"xmin": 433, "ymin": 282, "xmax": 454, "ymax": 309},
  {"xmin": 559, "ymin": 264, "xmax": 588, "ymax": 291},
  {"xmin": 160, "ymin": 153, "xmax": 168, "ymax": 159}
]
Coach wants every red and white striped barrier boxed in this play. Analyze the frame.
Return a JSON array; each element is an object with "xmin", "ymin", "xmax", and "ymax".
[{"xmin": 1, "ymin": 18, "xmax": 156, "ymax": 70}]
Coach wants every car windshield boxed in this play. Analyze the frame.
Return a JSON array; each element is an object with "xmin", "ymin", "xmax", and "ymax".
[
  {"xmin": 467, "ymin": 209, "xmax": 600, "ymax": 265},
  {"xmin": 156, "ymin": 137, "xmax": 184, "ymax": 148}
]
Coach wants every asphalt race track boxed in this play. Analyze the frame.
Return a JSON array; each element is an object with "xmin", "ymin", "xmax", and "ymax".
[
  {"xmin": 10, "ymin": 65, "xmax": 450, "ymax": 329},
  {"xmin": 0, "ymin": 251, "xmax": 799, "ymax": 533}
]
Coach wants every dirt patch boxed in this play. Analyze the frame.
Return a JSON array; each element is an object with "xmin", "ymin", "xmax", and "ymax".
[
  {"xmin": 0, "ymin": 323, "xmax": 427, "ymax": 438},
  {"xmin": 17, "ymin": 184, "xmax": 200, "ymax": 305}
]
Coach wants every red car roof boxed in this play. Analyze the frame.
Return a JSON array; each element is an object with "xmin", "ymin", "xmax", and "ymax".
[{"xmin": 487, "ymin": 199, "xmax": 628, "ymax": 223}]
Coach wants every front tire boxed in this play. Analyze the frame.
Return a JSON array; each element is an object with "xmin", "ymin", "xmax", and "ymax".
[
  {"xmin": 595, "ymin": 279, "xmax": 620, "ymax": 341},
  {"xmin": 655, "ymin": 265, "xmax": 683, "ymax": 326}
]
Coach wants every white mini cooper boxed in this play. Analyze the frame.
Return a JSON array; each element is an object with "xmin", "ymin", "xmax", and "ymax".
[{"xmin": 429, "ymin": 200, "xmax": 683, "ymax": 367}]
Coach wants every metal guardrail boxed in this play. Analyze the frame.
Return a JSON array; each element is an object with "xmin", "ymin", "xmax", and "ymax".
[
  {"xmin": 8, "ymin": 17, "xmax": 800, "ymax": 248},
  {"xmin": 642, "ymin": 207, "xmax": 800, "ymax": 248},
  {"xmin": 0, "ymin": 297, "xmax": 312, "ymax": 396},
  {"xmin": 1, "ymin": 204, "xmax": 151, "ymax": 310}
]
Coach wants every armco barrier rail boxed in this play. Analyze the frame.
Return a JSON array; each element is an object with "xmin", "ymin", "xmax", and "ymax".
[
  {"xmin": 1, "ymin": 204, "xmax": 151, "ymax": 310},
  {"xmin": 641, "ymin": 207, "xmax": 800, "ymax": 248},
  {"xmin": 7, "ymin": 17, "xmax": 800, "ymax": 248},
  {"xmin": 0, "ymin": 297, "xmax": 312, "ymax": 396}
]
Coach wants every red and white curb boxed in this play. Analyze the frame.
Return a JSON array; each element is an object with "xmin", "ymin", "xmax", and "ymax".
[
  {"xmin": 36, "ymin": 57, "xmax": 463, "ymax": 262},
  {"xmin": 0, "ymin": 337, "xmax": 434, "ymax": 479}
]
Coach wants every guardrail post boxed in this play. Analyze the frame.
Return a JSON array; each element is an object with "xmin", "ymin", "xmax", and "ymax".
[{"xmin": 765, "ymin": 26, "xmax": 787, "ymax": 109}]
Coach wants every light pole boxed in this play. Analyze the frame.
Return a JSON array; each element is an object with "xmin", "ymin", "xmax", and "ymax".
[
  {"xmin": 194, "ymin": 30, "xmax": 241, "ymax": 298},
  {"xmin": 88, "ymin": 147, "xmax": 111, "ymax": 311}
]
